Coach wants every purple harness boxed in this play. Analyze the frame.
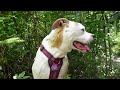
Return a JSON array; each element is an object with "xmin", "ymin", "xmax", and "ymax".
[{"xmin": 40, "ymin": 45, "xmax": 63, "ymax": 79}]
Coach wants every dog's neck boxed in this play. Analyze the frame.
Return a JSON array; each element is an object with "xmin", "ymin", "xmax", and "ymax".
[{"xmin": 42, "ymin": 30, "xmax": 72, "ymax": 58}]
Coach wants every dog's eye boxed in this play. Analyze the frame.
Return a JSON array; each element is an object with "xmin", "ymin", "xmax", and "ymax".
[{"xmin": 81, "ymin": 29, "xmax": 84, "ymax": 32}]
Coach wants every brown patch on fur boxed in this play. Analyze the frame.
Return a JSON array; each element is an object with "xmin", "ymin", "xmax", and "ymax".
[
  {"xmin": 52, "ymin": 18, "xmax": 69, "ymax": 30},
  {"xmin": 50, "ymin": 18, "xmax": 69, "ymax": 48},
  {"xmin": 52, "ymin": 27, "xmax": 64, "ymax": 48}
]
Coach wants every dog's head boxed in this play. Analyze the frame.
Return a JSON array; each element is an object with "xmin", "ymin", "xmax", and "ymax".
[{"xmin": 51, "ymin": 18, "xmax": 93, "ymax": 52}]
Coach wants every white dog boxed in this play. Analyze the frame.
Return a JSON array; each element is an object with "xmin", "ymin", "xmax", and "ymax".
[{"xmin": 32, "ymin": 18, "xmax": 93, "ymax": 79}]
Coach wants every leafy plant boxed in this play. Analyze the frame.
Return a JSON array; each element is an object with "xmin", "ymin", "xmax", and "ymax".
[
  {"xmin": 66, "ymin": 74, "xmax": 71, "ymax": 79},
  {"xmin": 13, "ymin": 71, "xmax": 30, "ymax": 79},
  {"xmin": 112, "ymin": 32, "xmax": 120, "ymax": 55},
  {"xmin": 0, "ymin": 37, "xmax": 24, "ymax": 45}
]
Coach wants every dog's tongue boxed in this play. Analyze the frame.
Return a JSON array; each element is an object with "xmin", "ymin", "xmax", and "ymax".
[{"xmin": 73, "ymin": 41, "xmax": 90, "ymax": 52}]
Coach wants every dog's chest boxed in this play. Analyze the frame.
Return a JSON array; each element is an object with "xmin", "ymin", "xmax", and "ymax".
[{"xmin": 32, "ymin": 48, "xmax": 69, "ymax": 79}]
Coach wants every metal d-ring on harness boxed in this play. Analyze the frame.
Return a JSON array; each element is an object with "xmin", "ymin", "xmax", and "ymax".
[{"xmin": 40, "ymin": 45, "xmax": 63, "ymax": 79}]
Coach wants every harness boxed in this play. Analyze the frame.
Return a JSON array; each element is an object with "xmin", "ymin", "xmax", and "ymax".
[{"xmin": 40, "ymin": 45, "xmax": 63, "ymax": 79}]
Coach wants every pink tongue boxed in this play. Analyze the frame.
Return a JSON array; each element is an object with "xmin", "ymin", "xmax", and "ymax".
[{"xmin": 74, "ymin": 42, "xmax": 90, "ymax": 51}]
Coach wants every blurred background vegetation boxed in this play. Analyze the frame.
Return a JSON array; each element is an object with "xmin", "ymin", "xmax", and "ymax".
[{"xmin": 0, "ymin": 11, "xmax": 120, "ymax": 79}]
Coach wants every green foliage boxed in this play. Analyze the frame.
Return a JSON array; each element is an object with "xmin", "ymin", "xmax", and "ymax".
[
  {"xmin": 112, "ymin": 32, "xmax": 120, "ymax": 56},
  {"xmin": 13, "ymin": 71, "xmax": 30, "ymax": 79},
  {"xmin": 66, "ymin": 74, "xmax": 71, "ymax": 79},
  {"xmin": 0, "ymin": 11, "xmax": 120, "ymax": 79},
  {"xmin": 0, "ymin": 37, "xmax": 24, "ymax": 45}
]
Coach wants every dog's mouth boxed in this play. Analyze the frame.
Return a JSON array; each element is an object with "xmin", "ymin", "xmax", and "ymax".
[{"xmin": 73, "ymin": 41, "xmax": 90, "ymax": 52}]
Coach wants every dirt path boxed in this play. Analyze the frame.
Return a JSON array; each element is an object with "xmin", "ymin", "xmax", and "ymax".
[{"xmin": 113, "ymin": 57, "xmax": 120, "ymax": 66}]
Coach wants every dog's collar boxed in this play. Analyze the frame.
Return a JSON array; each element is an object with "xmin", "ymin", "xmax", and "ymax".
[{"xmin": 40, "ymin": 45, "xmax": 64, "ymax": 79}]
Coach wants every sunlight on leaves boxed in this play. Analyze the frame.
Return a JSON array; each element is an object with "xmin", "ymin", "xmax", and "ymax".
[{"xmin": 0, "ymin": 37, "xmax": 25, "ymax": 45}]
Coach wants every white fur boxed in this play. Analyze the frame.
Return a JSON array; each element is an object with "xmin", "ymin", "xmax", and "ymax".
[{"xmin": 32, "ymin": 19, "xmax": 93, "ymax": 79}]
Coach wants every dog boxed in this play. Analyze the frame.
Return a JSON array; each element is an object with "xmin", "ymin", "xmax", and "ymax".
[{"xmin": 32, "ymin": 18, "xmax": 94, "ymax": 79}]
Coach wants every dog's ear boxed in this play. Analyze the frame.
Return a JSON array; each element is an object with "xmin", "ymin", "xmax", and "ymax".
[{"xmin": 52, "ymin": 18, "xmax": 69, "ymax": 30}]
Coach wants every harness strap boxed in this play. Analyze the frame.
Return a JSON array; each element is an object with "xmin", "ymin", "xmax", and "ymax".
[
  {"xmin": 40, "ymin": 45, "xmax": 52, "ymax": 59},
  {"xmin": 40, "ymin": 45, "xmax": 63, "ymax": 79},
  {"xmin": 48, "ymin": 58, "xmax": 63, "ymax": 79}
]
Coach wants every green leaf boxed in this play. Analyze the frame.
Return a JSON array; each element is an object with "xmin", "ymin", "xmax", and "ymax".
[
  {"xmin": 18, "ymin": 71, "xmax": 25, "ymax": 78},
  {"xmin": 0, "ymin": 17, "xmax": 6, "ymax": 21},
  {"xmin": 22, "ymin": 76, "xmax": 30, "ymax": 79},
  {"xmin": 0, "ymin": 37, "xmax": 25, "ymax": 45},
  {"xmin": 66, "ymin": 74, "xmax": 71, "ymax": 79}
]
